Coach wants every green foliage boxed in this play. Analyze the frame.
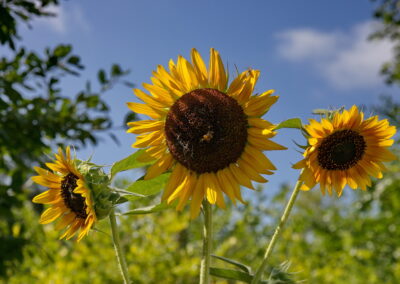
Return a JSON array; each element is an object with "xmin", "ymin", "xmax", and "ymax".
[
  {"xmin": 372, "ymin": 0, "xmax": 400, "ymax": 85},
  {"xmin": 0, "ymin": 0, "xmax": 59, "ymax": 49},
  {"xmin": 0, "ymin": 0, "xmax": 134, "ymax": 276}
]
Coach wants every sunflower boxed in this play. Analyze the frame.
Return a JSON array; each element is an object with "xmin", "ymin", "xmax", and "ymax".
[
  {"xmin": 293, "ymin": 106, "xmax": 397, "ymax": 196},
  {"xmin": 127, "ymin": 48, "xmax": 286, "ymax": 218},
  {"xmin": 32, "ymin": 147, "xmax": 96, "ymax": 241}
]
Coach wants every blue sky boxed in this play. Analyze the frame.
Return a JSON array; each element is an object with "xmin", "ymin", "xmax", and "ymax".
[{"xmin": 19, "ymin": 0, "xmax": 397, "ymax": 196}]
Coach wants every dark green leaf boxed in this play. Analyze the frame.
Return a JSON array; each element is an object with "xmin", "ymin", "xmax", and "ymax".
[
  {"xmin": 98, "ymin": 69, "xmax": 107, "ymax": 84},
  {"xmin": 274, "ymin": 118, "xmax": 303, "ymax": 130},
  {"xmin": 111, "ymin": 64, "xmax": 122, "ymax": 76}
]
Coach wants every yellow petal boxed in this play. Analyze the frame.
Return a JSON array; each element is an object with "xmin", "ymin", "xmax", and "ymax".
[
  {"xmin": 176, "ymin": 173, "xmax": 196, "ymax": 211},
  {"xmin": 40, "ymin": 206, "xmax": 65, "ymax": 224},
  {"xmin": 229, "ymin": 163, "xmax": 254, "ymax": 190},
  {"xmin": 204, "ymin": 173, "xmax": 217, "ymax": 204},
  {"xmin": 191, "ymin": 48, "xmax": 208, "ymax": 85},
  {"xmin": 127, "ymin": 120, "xmax": 164, "ymax": 134},
  {"xmin": 126, "ymin": 102, "xmax": 166, "ymax": 119},
  {"xmin": 190, "ymin": 174, "xmax": 205, "ymax": 219},
  {"xmin": 133, "ymin": 88, "xmax": 169, "ymax": 108},
  {"xmin": 144, "ymin": 153, "xmax": 173, "ymax": 180},
  {"xmin": 162, "ymin": 164, "xmax": 186, "ymax": 200},
  {"xmin": 32, "ymin": 190, "xmax": 61, "ymax": 204}
]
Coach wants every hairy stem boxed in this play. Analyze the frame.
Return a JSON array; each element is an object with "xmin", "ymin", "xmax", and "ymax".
[
  {"xmin": 110, "ymin": 210, "xmax": 131, "ymax": 284},
  {"xmin": 199, "ymin": 200, "xmax": 212, "ymax": 284},
  {"xmin": 251, "ymin": 172, "xmax": 304, "ymax": 284}
]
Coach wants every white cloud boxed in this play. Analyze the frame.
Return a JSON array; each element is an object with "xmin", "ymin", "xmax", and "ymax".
[
  {"xmin": 278, "ymin": 29, "xmax": 340, "ymax": 61},
  {"xmin": 34, "ymin": 3, "xmax": 90, "ymax": 34},
  {"xmin": 277, "ymin": 21, "xmax": 394, "ymax": 90}
]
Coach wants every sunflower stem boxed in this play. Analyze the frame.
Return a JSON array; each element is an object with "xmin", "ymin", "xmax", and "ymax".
[
  {"xmin": 251, "ymin": 171, "xmax": 304, "ymax": 284},
  {"xmin": 200, "ymin": 200, "xmax": 212, "ymax": 284},
  {"xmin": 109, "ymin": 210, "xmax": 131, "ymax": 284}
]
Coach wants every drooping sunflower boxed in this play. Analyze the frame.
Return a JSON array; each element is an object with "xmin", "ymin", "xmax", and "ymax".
[
  {"xmin": 293, "ymin": 105, "xmax": 397, "ymax": 196},
  {"xmin": 32, "ymin": 147, "xmax": 96, "ymax": 241},
  {"xmin": 127, "ymin": 48, "xmax": 286, "ymax": 218}
]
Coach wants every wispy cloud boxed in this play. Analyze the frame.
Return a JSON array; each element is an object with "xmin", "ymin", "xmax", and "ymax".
[
  {"xmin": 34, "ymin": 3, "xmax": 90, "ymax": 34},
  {"xmin": 276, "ymin": 21, "xmax": 394, "ymax": 90}
]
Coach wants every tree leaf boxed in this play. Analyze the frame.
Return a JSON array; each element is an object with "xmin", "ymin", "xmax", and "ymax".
[
  {"xmin": 122, "ymin": 202, "xmax": 172, "ymax": 215},
  {"xmin": 98, "ymin": 69, "xmax": 107, "ymax": 84},
  {"xmin": 110, "ymin": 150, "xmax": 154, "ymax": 179},
  {"xmin": 209, "ymin": 267, "xmax": 253, "ymax": 283},
  {"xmin": 274, "ymin": 118, "xmax": 303, "ymax": 130},
  {"xmin": 211, "ymin": 255, "xmax": 252, "ymax": 273}
]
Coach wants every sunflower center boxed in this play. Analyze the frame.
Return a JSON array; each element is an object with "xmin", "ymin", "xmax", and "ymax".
[
  {"xmin": 61, "ymin": 173, "xmax": 87, "ymax": 219},
  {"xmin": 165, "ymin": 88, "xmax": 248, "ymax": 173},
  {"xmin": 317, "ymin": 129, "xmax": 366, "ymax": 170}
]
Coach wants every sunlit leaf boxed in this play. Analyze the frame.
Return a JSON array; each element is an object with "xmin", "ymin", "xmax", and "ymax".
[
  {"xmin": 110, "ymin": 150, "xmax": 153, "ymax": 179},
  {"xmin": 121, "ymin": 173, "xmax": 169, "ymax": 201},
  {"xmin": 274, "ymin": 118, "xmax": 302, "ymax": 130}
]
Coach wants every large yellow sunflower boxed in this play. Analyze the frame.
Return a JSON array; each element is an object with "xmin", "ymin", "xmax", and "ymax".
[
  {"xmin": 32, "ymin": 147, "xmax": 96, "ymax": 241},
  {"xmin": 127, "ymin": 48, "xmax": 286, "ymax": 218},
  {"xmin": 293, "ymin": 105, "xmax": 397, "ymax": 196}
]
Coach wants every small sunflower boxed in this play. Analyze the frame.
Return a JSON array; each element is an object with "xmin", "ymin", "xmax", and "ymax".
[
  {"xmin": 127, "ymin": 48, "xmax": 286, "ymax": 218},
  {"xmin": 32, "ymin": 147, "xmax": 96, "ymax": 241},
  {"xmin": 293, "ymin": 105, "xmax": 397, "ymax": 196}
]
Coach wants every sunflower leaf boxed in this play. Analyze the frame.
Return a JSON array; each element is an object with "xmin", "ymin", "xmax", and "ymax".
[
  {"xmin": 274, "ymin": 118, "xmax": 303, "ymax": 130},
  {"xmin": 120, "ymin": 173, "xmax": 170, "ymax": 201},
  {"xmin": 122, "ymin": 202, "xmax": 172, "ymax": 215},
  {"xmin": 211, "ymin": 255, "xmax": 252, "ymax": 273},
  {"xmin": 110, "ymin": 150, "xmax": 154, "ymax": 179},
  {"xmin": 209, "ymin": 267, "xmax": 253, "ymax": 283}
]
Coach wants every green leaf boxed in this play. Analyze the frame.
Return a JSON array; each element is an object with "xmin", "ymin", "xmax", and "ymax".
[
  {"xmin": 212, "ymin": 255, "xmax": 252, "ymax": 273},
  {"xmin": 111, "ymin": 64, "xmax": 122, "ymax": 76},
  {"xmin": 110, "ymin": 150, "xmax": 154, "ymax": 179},
  {"xmin": 209, "ymin": 267, "xmax": 253, "ymax": 283},
  {"xmin": 98, "ymin": 69, "xmax": 107, "ymax": 84},
  {"xmin": 122, "ymin": 202, "xmax": 172, "ymax": 215},
  {"xmin": 54, "ymin": 45, "xmax": 71, "ymax": 57},
  {"xmin": 274, "ymin": 118, "xmax": 303, "ymax": 130},
  {"xmin": 122, "ymin": 173, "xmax": 170, "ymax": 201}
]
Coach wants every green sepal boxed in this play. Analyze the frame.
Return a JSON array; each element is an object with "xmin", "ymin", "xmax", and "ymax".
[{"xmin": 76, "ymin": 160, "xmax": 114, "ymax": 220}]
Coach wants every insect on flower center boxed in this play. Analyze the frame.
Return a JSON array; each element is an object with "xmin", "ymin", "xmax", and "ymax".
[
  {"xmin": 317, "ymin": 129, "xmax": 366, "ymax": 170},
  {"xmin": 165, "ymin": 88, "xmax": 248, "ymax": 173},
  {"xmin": 61, "ymin": 173, "xmax": 88, "ymax": 219}
]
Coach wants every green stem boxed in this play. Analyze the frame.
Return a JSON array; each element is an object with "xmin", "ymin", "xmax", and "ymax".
[
  {"xmin": 109, "ymin": 210, "xmax": 131, "ymax": 284},
  {"xmin": 199, "ymin": 200, "xmax": 212, "ymax": 284},
  {"xmin": 251, "ymin": 171, "xmax": 304, "ymax": 284}
]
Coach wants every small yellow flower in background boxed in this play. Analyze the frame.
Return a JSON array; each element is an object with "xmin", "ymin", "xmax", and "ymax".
[
  {"xmin": 32, "ymin": 147, "xmax": 96, "ymax": 242},
  {"xmin": 293, "ymin": 105, "xmax": 397, "ymax": 196},
  {"xmin": 127, "ymin": 48, "xmax": 286, "ymax": 218}
]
